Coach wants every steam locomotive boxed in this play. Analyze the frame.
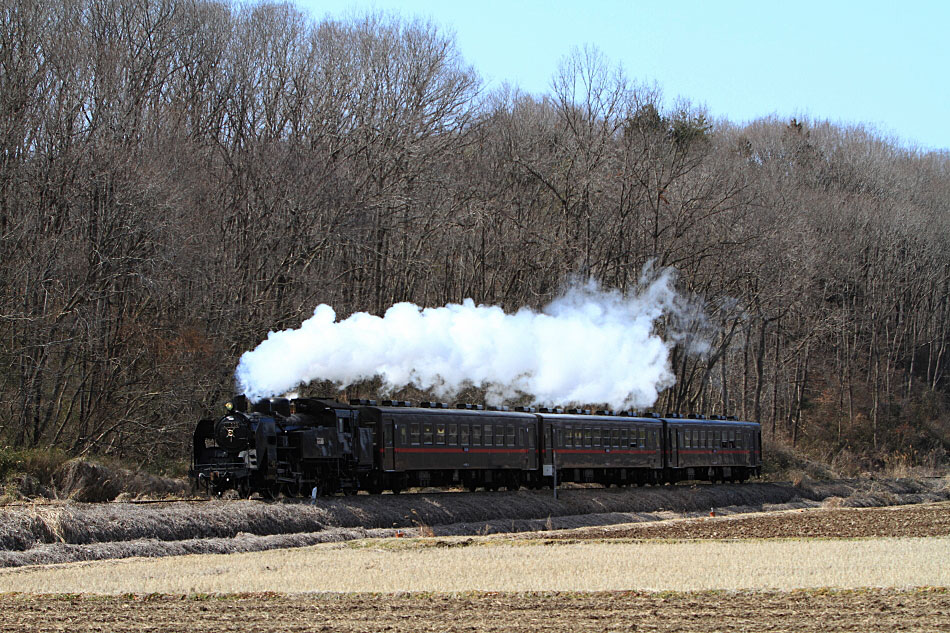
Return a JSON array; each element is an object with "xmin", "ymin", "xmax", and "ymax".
[{"xmin": 192, "ymin": 396, "xmax": 762, "ymax": 497}]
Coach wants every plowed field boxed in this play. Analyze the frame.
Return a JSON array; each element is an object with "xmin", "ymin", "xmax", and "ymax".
[
  {"xmin": 544, "ymin": 500, "xmax": 950, "ymax": 540},
  {"xmin": 0, "ymin": 590, "xmax": 947, "ymax": 632}
]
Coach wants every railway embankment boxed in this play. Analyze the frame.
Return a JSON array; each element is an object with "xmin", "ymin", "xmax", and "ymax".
[{"xmin": 0, "ymin": 476, "xmax": 946, "ymax": 568}]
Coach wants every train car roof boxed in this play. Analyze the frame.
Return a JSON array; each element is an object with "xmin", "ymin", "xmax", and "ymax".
[
  {"xmin": 284, "ymin": 398, "xmax": 760, "ymax": 428},
  {"xmin": 360, "ymin": 405, "xmax": 539, "ymax": 419},
  {"xmin": 535, "ymin": 412, "xmax": 664, "ymax": 425},
  {"xmin": 661, "ymin": 417, "xmax": 760, "ymax": 427}
]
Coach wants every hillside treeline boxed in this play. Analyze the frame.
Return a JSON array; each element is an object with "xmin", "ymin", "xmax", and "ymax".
[{"xmin": 1, "ymin": 0, "xmax": 948, "ymax": 470}]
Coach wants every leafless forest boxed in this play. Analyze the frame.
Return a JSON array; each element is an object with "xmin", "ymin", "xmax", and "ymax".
[{"xmin": 1, "ymin": 0, "xmax": 948, "ymax": 471}]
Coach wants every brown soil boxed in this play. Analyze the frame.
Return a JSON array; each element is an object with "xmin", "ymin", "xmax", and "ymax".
[
  {"xmin": 540, "ymin": 500, "xmax": 950, "ymax": 541},
  {"xmin": 0, "ymin": 590, "xmax": 946, "ymax": 632}
]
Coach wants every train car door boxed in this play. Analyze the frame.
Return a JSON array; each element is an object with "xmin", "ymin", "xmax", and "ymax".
[
  {"xmin": 670, "ymin": 427, "xmax": 679, "ymax": 468},
  {"xmin": 519, "ymin": 424, "xmax": 530, "ymax": 469},
  {"xmin": 527, "ymin": 422, "xmax": 538, "ymax": 469},
  {"xmin": 542, "ymin": 423, "xmax": 553, "ymax": 475},
  {"xmin": 383, "ymin": 416, "xmax": 396, "ymax": 471},
  {"xmin": 712, "ymin": 428, "xmax": 722, "ymax": 466}
]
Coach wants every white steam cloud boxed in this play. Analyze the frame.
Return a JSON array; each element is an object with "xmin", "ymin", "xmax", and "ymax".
[{"xmin": 236, "ymin": 268, "xmax": 693, "ymax": 409}]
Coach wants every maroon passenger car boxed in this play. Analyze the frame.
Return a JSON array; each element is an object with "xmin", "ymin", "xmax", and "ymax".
[
  {"xmin": 663, "ymin": 415, "xmax": 761, "ymax": 483},
  {"xmin": 356, "ymin": 401, "xmax": 538, "ymax": 492},
  {"xmin": 538, "ymin": 409, "xmax": 665, "ymax": 486}
]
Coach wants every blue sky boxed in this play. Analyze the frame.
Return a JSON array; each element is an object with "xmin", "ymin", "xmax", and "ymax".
[{"xmin": 297, "ymin": 0, "xmax": 950, "ymax": 151}]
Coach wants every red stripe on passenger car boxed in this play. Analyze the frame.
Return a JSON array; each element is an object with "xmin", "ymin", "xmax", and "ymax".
[
  {"xmin": 678, "ymin": 449, "xmax": 750, "ymax": 455},
  {"xmin": 394, "ymin": 447, "xmax": 530, "ymax": 454},
  {"xmin": 552, "ymin": 449, "xmax": 657, "ymax": 455}
]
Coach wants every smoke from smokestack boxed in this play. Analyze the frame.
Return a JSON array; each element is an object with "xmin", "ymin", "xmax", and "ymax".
[{"xmin": 235, "ymin": 268, "xmax": 694, "ymax": 408}]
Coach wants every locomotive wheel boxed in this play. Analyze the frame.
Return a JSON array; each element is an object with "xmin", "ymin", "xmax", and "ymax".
[
  {"xmin": 259, "ymin": 486, "xmax": 277, "ymax": 501},
  {"xmin": 280, "ymin": 481, "xmax": 303, "ymax": 497},
  {"xmin": 364, "ymin": 474, "xmax": 383, "ymax": 495}
]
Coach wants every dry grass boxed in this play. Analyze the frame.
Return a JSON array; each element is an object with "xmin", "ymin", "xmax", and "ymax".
[
  {"xmin": 53, "ymin": 459, "xmax": 189, "ymax": 502},
  {"xmin": 0, "ymin": 454, "xmax": 190, "ymax": 504},
  {"xmin": 0, "ymin": 536, "xmax": 946, "ymax": 594}
]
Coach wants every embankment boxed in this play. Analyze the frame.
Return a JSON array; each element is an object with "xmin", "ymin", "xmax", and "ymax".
[{"xmin": 0, "ymin": 477, "xmax": 945, "ymax": 567}]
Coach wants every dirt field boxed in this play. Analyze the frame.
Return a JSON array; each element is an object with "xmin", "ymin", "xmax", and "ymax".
[
  {"xmin": 0, "ymin": 590, "xmax": 947, "ymax": 632},
  {"xmin": 543, "ymin": 500, "xmax": 950, "ymax": 540}
]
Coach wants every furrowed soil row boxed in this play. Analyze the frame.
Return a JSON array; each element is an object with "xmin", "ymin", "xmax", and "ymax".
[
  {"xmin": 540, "ymin": 500, "xmax": 950, "ymax": 540},
  {"xmin": 0, "ymin": 590, "xmax": 946, "ymax": 633}
]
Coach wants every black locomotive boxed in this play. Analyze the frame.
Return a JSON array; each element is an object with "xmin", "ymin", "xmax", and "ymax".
[{"xmin": 192, "ymin": 396, "xmax": 762, "ymax": 497}]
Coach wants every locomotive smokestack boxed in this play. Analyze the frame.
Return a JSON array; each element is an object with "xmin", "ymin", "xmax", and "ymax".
[
  {"xmin": 230, "ymin": 394, "xmax": 249, "ymax": 413},
  {"xmin": 235, "ymin": 267, "xmax": 701, "ymax": 410}
]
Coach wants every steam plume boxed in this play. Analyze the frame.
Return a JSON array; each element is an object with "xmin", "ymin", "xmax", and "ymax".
[{"xmin": 236, "ymin": 269, "xmax": 691, "ymax": 409}]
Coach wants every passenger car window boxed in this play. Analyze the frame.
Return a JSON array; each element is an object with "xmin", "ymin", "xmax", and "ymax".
[
  {"xmin": 448, "ymin": 423, "xmax": 458, "ymax": 445},
  {"xmin": 495, "ymin": 424, "xmax": 504, "ymax": 446},
  {"xmin": 473, "ymin": 424, "xmax": 482, "ymax": 446},
  {"xmin": 506, "ymin": 424, "xmax": 515, "ymax": 446},
  {"xmin": 639, "ymin": 428, "xmax": 646, "ymax": 448},
  {"xmin": 398, "ymin": 425, "xmax": 407, "ymax": 446},
  {"xmin": 484, "ymin": 425, "xmax": 493, "ymax": 446},
  {"xmin": 423, "ymin": 423, "xmax": 433, "ymax": 445},
  {"xmin": 436, "ymin": 423, "xmax": 446, "ymax": 445},
  {"xmin": 593, "ymin": 428, "xmax": 601, "ymax": 447},
  {"xmin": 410, "ymin": 423, "xmax": 420, "ymax": 445},
  {"xmin": 460, "ymin": 424, "xmax": 469, "ymax": 445}
]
